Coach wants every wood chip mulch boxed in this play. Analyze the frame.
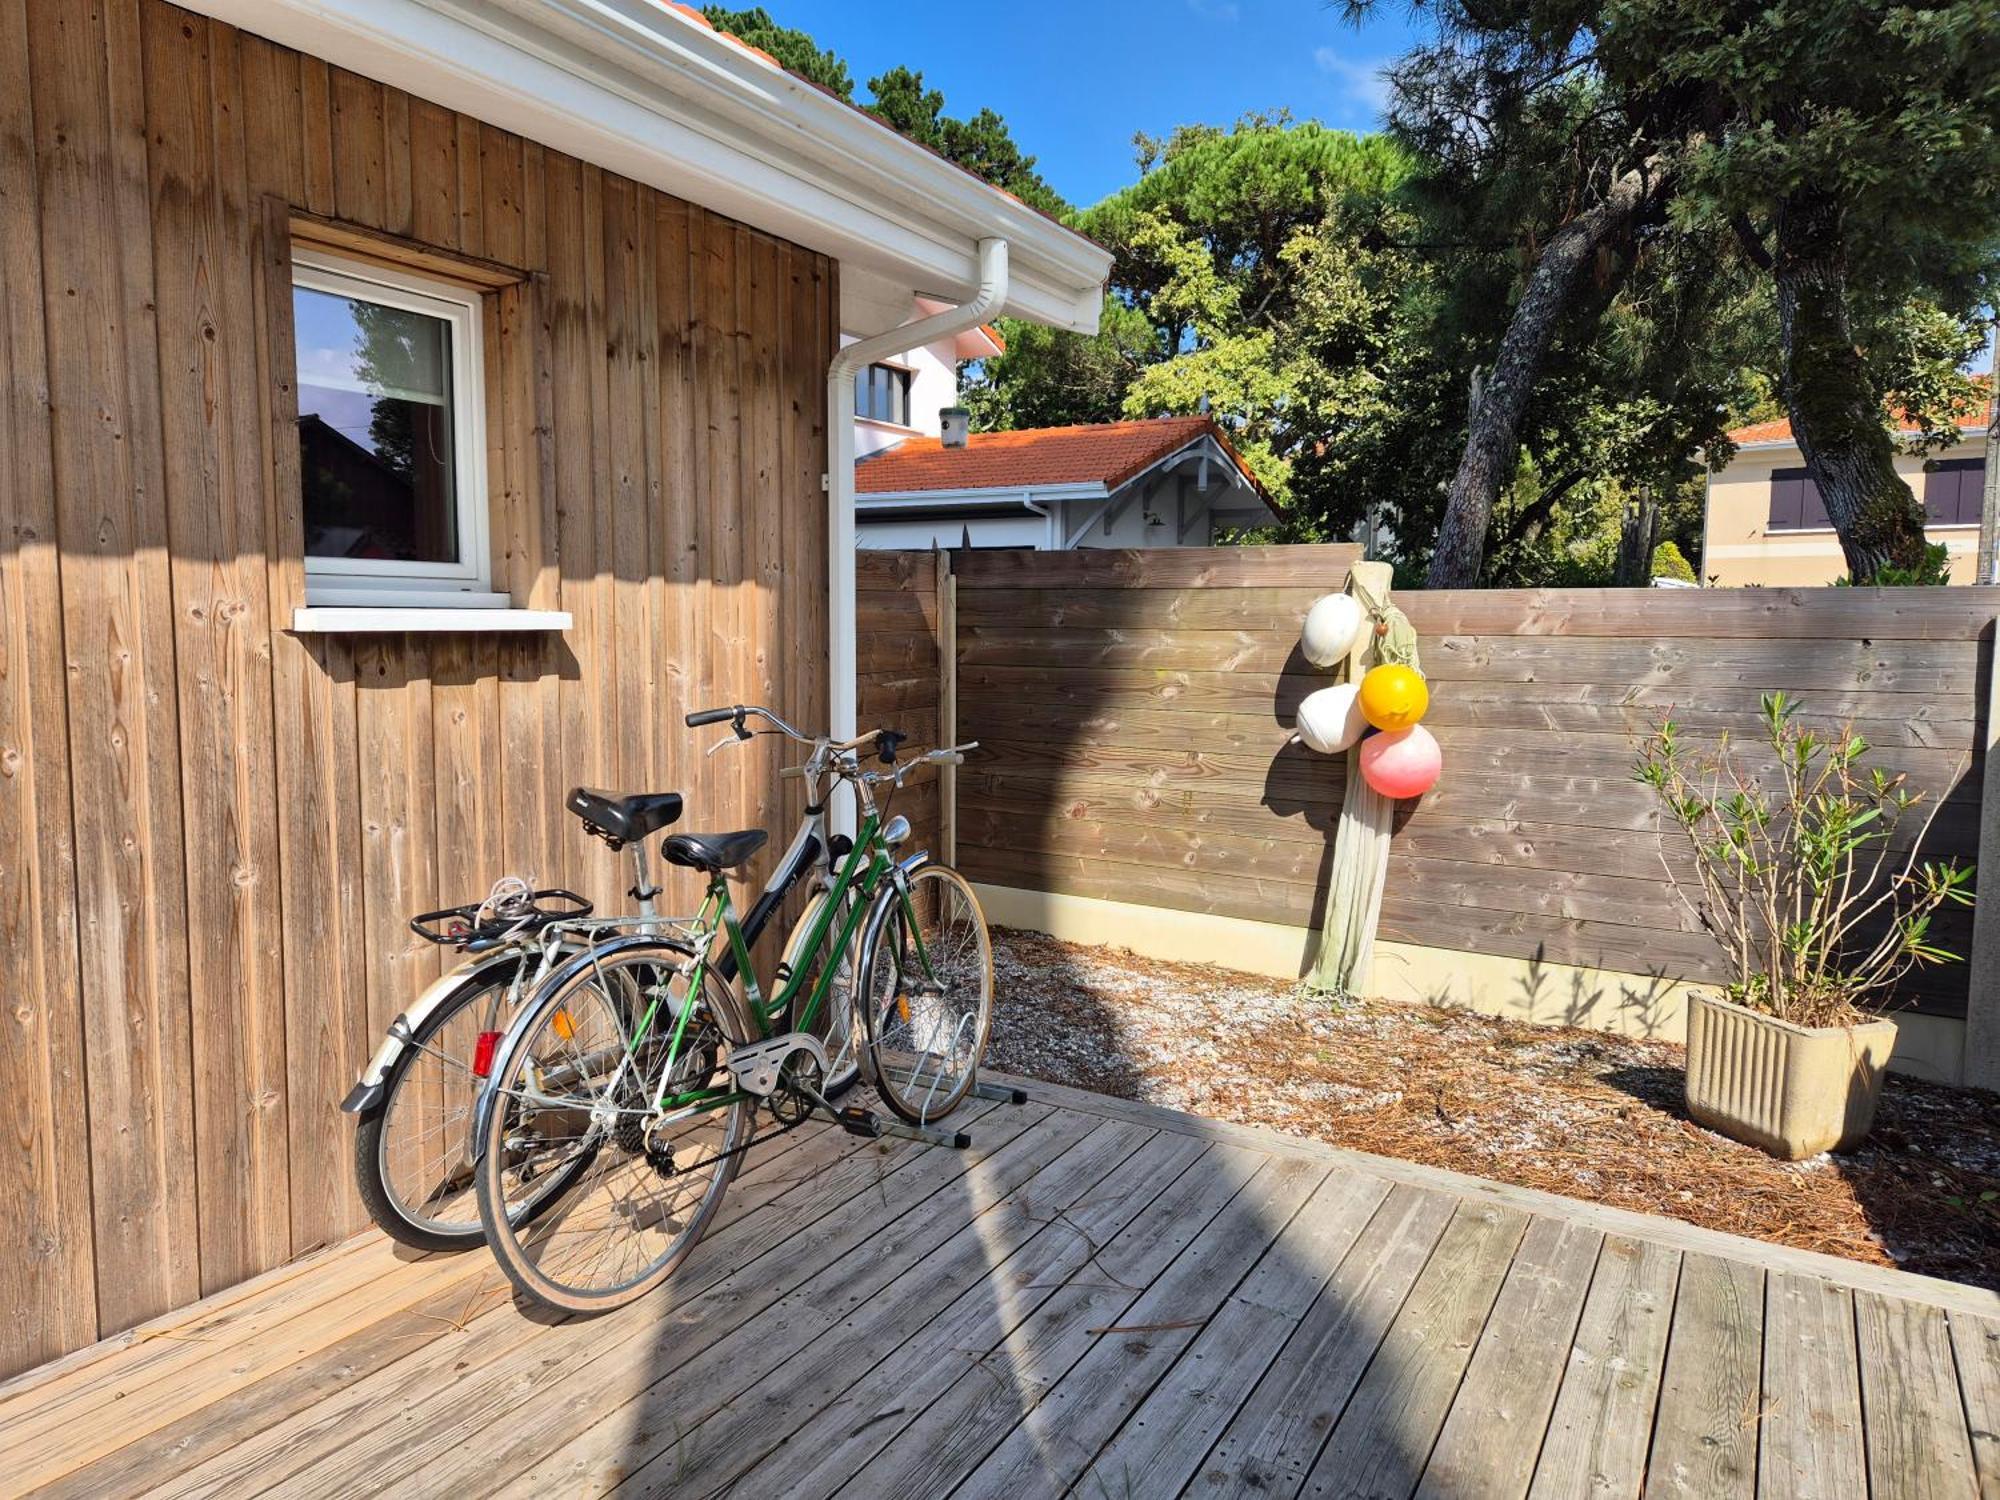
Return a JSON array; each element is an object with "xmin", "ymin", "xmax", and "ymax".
[{"xmin": 983, "ymin": 929, "xmax": 2000, "ymax": 1291}]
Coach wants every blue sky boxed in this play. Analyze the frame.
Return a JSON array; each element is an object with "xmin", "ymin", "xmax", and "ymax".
[{"xmin": 760, "ymin": 0, "xmax": 1426, "ymax": 208}]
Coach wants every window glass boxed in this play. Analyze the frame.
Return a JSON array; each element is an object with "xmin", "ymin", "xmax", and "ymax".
[
  {"xmin": 856, "ymin": 363, "xmax": 912, "ymax": 426},
  {"xmin": 294, "ymin": 284, "xmax": 459, "ymax": 564}
]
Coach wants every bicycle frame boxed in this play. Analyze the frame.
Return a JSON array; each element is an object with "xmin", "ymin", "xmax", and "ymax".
[{"xmin": 472, "ymin": 708, "xmax": 966, "ymax": 1164}]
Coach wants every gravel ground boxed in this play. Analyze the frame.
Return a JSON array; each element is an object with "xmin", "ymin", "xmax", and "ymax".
[{"xmin": 983, "ymin": 928, "xmax": 2000, "ymax": 1290}]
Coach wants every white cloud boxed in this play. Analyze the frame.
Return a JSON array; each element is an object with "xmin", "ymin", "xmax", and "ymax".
[
  {"xmin": 1188, "ymin": 0, "xmax": 1241, "ymax": 20},
  {"xmin": 1314, "ymin": 47, "xmax": 1392, "ymax": 118}
]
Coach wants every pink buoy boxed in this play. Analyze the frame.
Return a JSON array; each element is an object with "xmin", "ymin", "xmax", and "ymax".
[{"xmin": 1359, "ymin": 724, "xmax": 1442, "ymax": 799}]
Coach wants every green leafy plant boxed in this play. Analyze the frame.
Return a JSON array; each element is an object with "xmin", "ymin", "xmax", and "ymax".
[{"xmin": 1634, "ymin": 692, "xmax": 1974, "ymax": 1028}]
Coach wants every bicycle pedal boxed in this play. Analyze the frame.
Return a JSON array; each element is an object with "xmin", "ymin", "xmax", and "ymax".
[{"xmin": 835, "ymin": 1106, "xmax": 884, "ymax": 1139}]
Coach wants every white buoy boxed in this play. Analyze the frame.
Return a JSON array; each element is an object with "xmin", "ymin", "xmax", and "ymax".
[
  {"xmin": 1294, "ymin": 683, "xmax": 1369, "ymax": 754},
  {"xmin": 1301, "ymin": 593, "xmax": 1366, "ymax": 668}
]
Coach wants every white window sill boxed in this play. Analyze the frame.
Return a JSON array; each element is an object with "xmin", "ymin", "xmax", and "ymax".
[{"xmin": 291, "ymin": 606, "xmax": 572, "ymax": 634}]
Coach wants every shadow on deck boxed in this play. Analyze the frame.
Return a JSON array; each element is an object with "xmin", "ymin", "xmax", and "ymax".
[{"xmin": 2, "ymin": 1075, "xmax": 1996, "ymax": 1499}]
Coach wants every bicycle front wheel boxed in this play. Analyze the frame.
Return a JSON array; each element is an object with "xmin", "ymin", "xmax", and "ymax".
[
  {"xmin": 475, "ymin": 941, "xmax": 754, "ymax": 1313},
  {"xmin": 856, "ymin": 864, "xmax": 993, "ymax": 1124}
]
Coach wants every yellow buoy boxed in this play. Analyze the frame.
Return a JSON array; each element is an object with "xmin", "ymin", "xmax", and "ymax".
[{"xmin": 1358, "ymin": 663, "xmax": 1428, "ymax": 731}]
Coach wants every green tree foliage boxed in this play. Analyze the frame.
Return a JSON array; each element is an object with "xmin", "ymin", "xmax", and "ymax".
[
  {"xmin": 960, "ymin": 296, "xmax": 1155, "ymax": 432},
  {"xmin": 1366, "ymin": 0, "xmax": 2000, "ymax": 583},
  {"xmin": 866, "ymin": 67, "xmax": 1068, "ymax": 217},
  {"xmin": 1598, "ymin": 0, "xmax": 2000, "ymax": 583},
  {"xmin": 1651, "ymin": 540, "xmax": 1696, "ymax": 583}
]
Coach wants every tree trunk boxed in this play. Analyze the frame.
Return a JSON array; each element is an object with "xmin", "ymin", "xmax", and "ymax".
[
  {"xmin": 1427, "ymin": 163, "xmax": 1657, "ymax": 588},
  {"xmin": 1615, "ymin": 486, "xmax": 1660, "ymax": 585},
  {"xmin": 1772, "ymin": 188, "xmax": 1931, "ymax": 582}
]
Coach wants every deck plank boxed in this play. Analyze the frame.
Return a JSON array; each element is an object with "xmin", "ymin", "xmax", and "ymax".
[
  {"xmin": 1298, "ymin": 1199, "xmax": 1531, "ymax": 1500},
  {"xmin": 1949, "ymin": 1312, "xmax": 2000, "ymax": 1499},
  {"xmin": 276, "ymin": 1099, "xmax": 1046, "ymax": 1499},
  {"xmin": 1190, "ymin": 1182, "xmax": 1458, "ymax": 1497},
  {"xmin": 1416, "ymin": 1215, "xmax": 1603, "ymax": 1500},
  {"xmin": 90, "ymin": 1121, "xmax": 873, "ymax": 1500},
  {"xmin": 718, "ymin": 1128, "xmax": 1213, "ymax": 1499},
  {"xmin": 1758, "ymin": 1271, "xmax": 1866, "ymax": 1500},
  {"xmin": 1526, "ymin": 1236, "xmax": 1680, "ymax": 1500},
  {"xmin": 1644, "ymin": 1252, "xmax": 1763, "ymax": 1500},
  {"xmin": 833, "ymin": 1142, "xmax": 1269, "ymax": 1500},
  {"xmin": 1855, "ymin": 1290, "xmax": 1981, "ymax": 1500},
  {"xmin": 620, "ymin": 1115, "xmax": 1159, "ymax": 1496},
  {"xmin": 1074, "ymin": 1169, "xmax": 1394, "ymax": 1497},
  {"xmin": 947, "ymin": 1152, "xmax": 1332, "ymax": 1500}
]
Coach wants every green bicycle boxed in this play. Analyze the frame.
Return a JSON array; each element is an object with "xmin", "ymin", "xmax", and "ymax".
[{"xmin": 470, "ymin": 705, "xmax": 994, "ymax": 1313}]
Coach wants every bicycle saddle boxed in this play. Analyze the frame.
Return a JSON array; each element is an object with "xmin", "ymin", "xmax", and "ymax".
[
  {"xmin": 662, "ymin": 829, "xmax": 768, "ymax": 873},
  {"xmin": 565, "ymin": 788, "xmax": 684, "ymax": 847}
]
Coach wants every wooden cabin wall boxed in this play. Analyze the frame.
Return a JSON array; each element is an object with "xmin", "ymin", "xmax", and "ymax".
[{"xmin": 0, "ymin": 0, "xmax": 834, "ymax": 1375}]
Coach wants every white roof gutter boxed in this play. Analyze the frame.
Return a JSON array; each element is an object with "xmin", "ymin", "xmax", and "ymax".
[{"xmin": 178, "ymin": 0, "xmax": 1109, "ymax": 331}]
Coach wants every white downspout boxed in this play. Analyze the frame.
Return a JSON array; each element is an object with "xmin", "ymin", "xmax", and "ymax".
[{"xmin": 825, "ymin": 238, "xmax": 1009, "ymax": 823}]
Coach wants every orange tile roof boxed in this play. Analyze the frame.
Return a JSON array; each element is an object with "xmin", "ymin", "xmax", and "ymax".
[
  {"xmin": 1728, "ymin": 378, "xmax": 1992, "ymax": 447},
  {"xmin": 856, "ymin": 416, "xmax": 1270, "ymax": 500}
]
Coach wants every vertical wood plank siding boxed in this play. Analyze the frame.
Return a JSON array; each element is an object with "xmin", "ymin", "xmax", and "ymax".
[
  {"xmin": 940, "ymin": 547, "xmax": 1992, "ymax": 1023},
  {"xmin": 0, "ymin": 0, "xmax": 834, "ymax": 1376}
]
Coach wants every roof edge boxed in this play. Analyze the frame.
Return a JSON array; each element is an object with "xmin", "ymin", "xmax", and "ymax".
[{"xmin": 179, "ymin": 0, "xmax": 1110, "ymax": 333}]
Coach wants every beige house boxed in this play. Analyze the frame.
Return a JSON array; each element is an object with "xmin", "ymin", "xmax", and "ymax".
[{"xmin": 1701, "ymin": 396, "xmax": 1991, "ymax": 586}]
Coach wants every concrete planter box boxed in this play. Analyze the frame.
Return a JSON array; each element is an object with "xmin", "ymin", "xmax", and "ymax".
[{"xmin": 1684, "ymin": 993, "xmax": 1898, "ymax": 1160}]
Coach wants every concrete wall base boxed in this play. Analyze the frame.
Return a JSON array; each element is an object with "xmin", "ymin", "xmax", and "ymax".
[{"xmin": 974, "ymin": 883, "xmax": 1969, "ymax": 1087}]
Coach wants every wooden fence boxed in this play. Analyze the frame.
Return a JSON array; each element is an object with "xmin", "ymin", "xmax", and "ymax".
[
  {"xmin": 857, "ymin": 551, "xmax": 949, "ymax": 860},
  {"xmin": 863, "ymin": 547, "xmax": 1996, "ymax": 1034}
]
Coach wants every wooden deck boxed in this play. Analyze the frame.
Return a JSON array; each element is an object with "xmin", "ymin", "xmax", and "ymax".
[{"xmin": 4, "ymin": 1074, "xmax": 1996, "ymax": 1499}]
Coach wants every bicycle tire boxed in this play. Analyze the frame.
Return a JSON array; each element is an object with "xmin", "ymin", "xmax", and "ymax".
[
  {"xmin": 353, "ymin": 961, "xmax": 521, "ymax": 1253},
  {"xmin": 855, "ymin": 864, "xmax": 994, "ymax": 1125},
  {"xmin": 475, "ymin": 939, "xmax": 755, "ymax": 1313}
]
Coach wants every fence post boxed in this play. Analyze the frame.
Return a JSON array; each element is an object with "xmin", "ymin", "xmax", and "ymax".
[
  {"xmin": 1966, "ymin": 613, "xmax": 2000, "ymax": 1091},
  {"xmin": 936, "ymin": 548, "xmax": 958, "ymax": 865}
]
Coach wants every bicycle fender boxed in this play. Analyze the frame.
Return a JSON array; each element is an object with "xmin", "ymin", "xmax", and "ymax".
[
  {"xmin": 468, "ymin": 932, "xmax": 704, "ymax": 1166},
  {"xmin": 340, "ymin": 949, "xmax": 524, "ymax": 1115}
]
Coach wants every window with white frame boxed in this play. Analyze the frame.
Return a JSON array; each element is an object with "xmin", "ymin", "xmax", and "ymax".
[
  {"xmin": 292, "ymin": 249, "xmax": 495, "ymax": 605},
  {"xmin": 855, "ymin": 362, "xmax": 913, "ymax": 427}
]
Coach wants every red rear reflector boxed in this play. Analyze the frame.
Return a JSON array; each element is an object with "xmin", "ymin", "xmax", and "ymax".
[{"xmin": 472, "ymin": 1031, "xmax": 501, "ymax": 1078}]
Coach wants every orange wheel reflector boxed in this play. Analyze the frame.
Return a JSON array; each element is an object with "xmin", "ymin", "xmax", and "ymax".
[{"xmin": 551, "ymin": 1009, "xmax": 577, "ymax": 1041}]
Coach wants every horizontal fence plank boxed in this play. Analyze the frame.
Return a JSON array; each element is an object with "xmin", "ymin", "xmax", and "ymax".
[
  {"xmin": 956, "ymin": 586, "xmax": 1329, "ymax": 632},
  {"xmin": 857, "ymin": 550, "xmax": 939, "ymax": 591},
  {"xmin": 950, "ymin": 542, "xmax": 1360, "ymax": 590},
  {"xmin": 1401, "ymin": 586, "xmax": 2000, "ymax": 641},
  {"xmin": 954, "ymin": 665, "xmax": 1981, "ymax": 753},
  {"xmin": 955, "ymin": 708, "xmax": 1983, "ymax": 802}
]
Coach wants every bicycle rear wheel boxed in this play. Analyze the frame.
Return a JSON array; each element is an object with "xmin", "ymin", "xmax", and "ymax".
[
  {"xmin": 355, "ymin": 961, "xmax": 519, "ymax": 1252},
  {"xmin": 475, "ymin": 941, "xmax": 753, "ymax": 1313},
  {"xmin": 856, "ymin": 864, "xmax": 993, "ymax": 1124}
]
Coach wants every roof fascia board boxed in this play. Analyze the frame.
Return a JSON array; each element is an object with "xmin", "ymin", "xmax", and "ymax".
[
  {"xmin": 178, "ymin": 0, "xmax": 1109, "ymax": 333},
  {"xmin": 857, "ymin": 482, "xmax": 1108, "ymax": 509}
]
